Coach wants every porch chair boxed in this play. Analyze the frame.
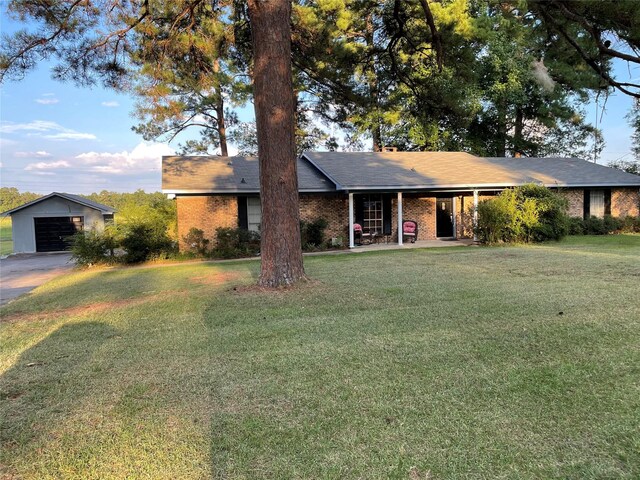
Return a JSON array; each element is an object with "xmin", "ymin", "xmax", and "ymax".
[
  {"xmin": 353, "ymin": 223, "xmax": 377, "ymax": 245},
  {"xmin": 402, "ymin": 220, "xmax": 418, "ymax": 243}
]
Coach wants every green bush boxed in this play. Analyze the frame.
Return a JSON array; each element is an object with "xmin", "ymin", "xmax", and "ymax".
[
  {"xmin": 71, "ymin": 227, "xmax": 118, "ymax": 266},
  {"xmin": 518, "ymin": 184, "xmax": 569, "ymax": 241},
  {"xmin": 603, "ymin": 215, "xmax": 622, "ymax": 233},
  {"xmin": 300, "ymin": 218, "xmax": 329, "ymax": 250},
  {"xmin": 476, "ymin": 199, "xmax": 510, "ymax": 244},
  {"xmin": 476, "ymin": 184, "xmax": 569, "ymax": 244},
  {"xmin": 212, "ymin": 227, "xmax": 260, "ymax": 259},
  {"xmin": 567, "ymin": 217, "xmax": 585, "ymax": 235},
  {"xmin": 619, "ymin": 215, "xmax": 640, "ymax": 233},
  {"xmin": 120, "ymin": 223, "xmax": 175, "ymax": 264},
  {"xmin": 183, "ymin": 227, "xmax": 210, "ymax": 256}
]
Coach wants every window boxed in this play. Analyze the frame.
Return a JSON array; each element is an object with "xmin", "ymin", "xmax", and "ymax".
[
  {"xmin": 590, "ymin": 190, "xmax": 605, "ymax": 218},
  {"xmin": 584, "ymin": 189, "xmax": 610, "ymax": 218},
  {"xmin": 247, "ymin": 197, "xmax": 261, "ymax": 232},
  {"xmin": 362, "ymin": 194, "xmax": 383, "ymax": 233}
]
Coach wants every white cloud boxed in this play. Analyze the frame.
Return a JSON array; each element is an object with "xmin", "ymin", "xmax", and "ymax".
[
  {"xmin": 15, "ymin": 150, "xmax": 52, "ymax": 158},
  {"xmin": 101, "ymin": 101, "xmax": 119, "ymax": 107},
  {"xmin": 1, "ymin": 120, "xmax": 62, "ymax": 133},
  {"xmin": 35, "ymin": 98, "xmax": 60, "ymax": 105},
  {"xmin": 25, "ymin": 160, "xmax": 71, "ymax": 171},
  {"xmin": 0, "ymin": 120, "xmax": 96, "ymax": 141},
  {"xmin": 74, "ymin": 141, "xmax": 175, "ymax": 174},
  {"xmin": 44, "ymin": 132, "xmax": 97, "ymax": 140}
]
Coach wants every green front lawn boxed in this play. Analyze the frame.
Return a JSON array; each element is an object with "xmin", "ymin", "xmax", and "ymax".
[
  {"xmin": 0, "ymin": 218, "xmax": 11, "ymax": 256},
  {"xmin": 1, "ymin": 236, "xmax": 639, "ymax": 479}
]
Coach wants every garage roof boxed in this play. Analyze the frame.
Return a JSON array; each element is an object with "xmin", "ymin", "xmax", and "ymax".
[{"xmin": 1, "ymin": 192, "xmax": 116, "ymax": 216}]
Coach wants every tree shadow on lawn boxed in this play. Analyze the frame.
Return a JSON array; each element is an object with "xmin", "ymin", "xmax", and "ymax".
[{"xmin": 1, "ymin": 321, "xmax": 118, "ymax": 471}]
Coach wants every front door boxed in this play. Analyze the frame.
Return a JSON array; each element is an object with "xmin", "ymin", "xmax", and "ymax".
[{"xmin": 436, "ymin": 198, "xmax": 454, "ymax": 238}]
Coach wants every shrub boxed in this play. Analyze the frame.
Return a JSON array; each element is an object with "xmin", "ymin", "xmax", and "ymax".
[
  {"xmin": 476, "ymin": 184, "xmax": 569, "ymax": 244},
  {"xmin": 619, "ymin": 215, "xmax": 640, "ymax": 233},
  {"xmin": 212, "ymin": 227, "xmax": 260, "ymax": 259},
  {"xmin": 476, "ymin": 198, "xmax": 510, "ymax": 244},
  {"xmin": 516, "ymin": 184, "xmax": 569, "ymax": 241},
  {"xmin": 603, "ymin": 215, "xmax": 622, "ymax": 233},
  {"xmin": 120, "ymin": 223, "xmax": 175, "ymax": 264},
  {"xmin": 183, "ymin": 227, "xmax": 210, "ymax": 256},
  {"xmin": 300, "ymin": 218, "xmax": 328, "ymax": 250},
  {"xmin": 71, "ymin": 227, "xmax": 118, "ymax": 266},
  {"xmin": 567, "ymin": 217, "xmax": 585, "ymax": 235}
]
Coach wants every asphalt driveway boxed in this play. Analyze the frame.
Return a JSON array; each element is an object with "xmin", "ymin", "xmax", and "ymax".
[{"xmin": 0, "ymin": 253, "xmax": 74, "ymax": 306}]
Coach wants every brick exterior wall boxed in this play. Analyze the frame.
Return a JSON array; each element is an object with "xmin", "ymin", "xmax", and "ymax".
[
  {"xmin": 612, "ymin": 188, "xmax": 640, "ymax": 217},
  {"xmin": 557, "ymin": 189, "xmax": 584, "ymax": 218},
  {"xmin": 176, "ymin": 187, "xmax": 639, "ymax": 251},
  {"xmin": 177, "ymin": 196, "xmax": 238, "ymax": 250},
  {"xmin": 401, "ymin": 195, "xmax": 437, "ymax": 240},
  {"xmin": 557, "ymin": 188, "xmax": 639, "ymax": 218},
  {"xmin": 299, "ymin": 194, "xmax": 348, "ymax": 243}
]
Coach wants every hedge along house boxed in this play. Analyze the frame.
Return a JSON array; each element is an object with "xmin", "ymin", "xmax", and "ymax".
[
  {"xmin": 2, "ymin": 193, "xmax": 116, "ymax": 253},
  {"xmin": 162, "ymin": 152, "xmax": 640, "ymax": 250}
]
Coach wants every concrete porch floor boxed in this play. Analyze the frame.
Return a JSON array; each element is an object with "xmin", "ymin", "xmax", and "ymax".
[{"xmin": 348, "ymin": 238, "xmax": 477, "ymax": 252}]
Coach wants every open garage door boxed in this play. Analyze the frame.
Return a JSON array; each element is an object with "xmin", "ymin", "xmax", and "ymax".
[{"xmin": 34, "ymin": 216, "xmax": 83, "ymax": 252}]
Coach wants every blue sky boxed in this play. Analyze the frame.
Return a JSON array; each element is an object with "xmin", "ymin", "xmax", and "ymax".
[{"xmin": 0, "ymin": 17, "xmax": 638, "ymax": 194}]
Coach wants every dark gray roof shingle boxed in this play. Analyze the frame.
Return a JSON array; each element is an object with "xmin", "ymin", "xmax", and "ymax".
[
  {"xmin": 303, "ymin": 152, "xmax": 640, "ymax": 189},
  {"xmin": 162, "ymin": 155, "xmax": 334, "ymax": 193},
  {"xmin": 162, "ymin": 152, "xmax": 640, "ymax": 194},
  {"xmin": 2, "ymin": 192, "xmax": 116, "ymax": 216}
]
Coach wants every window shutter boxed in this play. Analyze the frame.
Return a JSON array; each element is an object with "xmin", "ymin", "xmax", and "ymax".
[
  {"xmin": 382, "ymin": 194, "xmax": 392, "ymax": 235},
  {"xmin": 238, "ymin": 196, "xmax": 248, "ymax": 229},
  {"xmin": 583, "ymin": 190, "xmax": 590, "ymax": 219},
  {"xmin": 604, "ymin": 189, "xmax": 611, "ymax": 216},
  {"xmin": 355, "ymin": 195, "xmax": 364, "ymax": 225}
]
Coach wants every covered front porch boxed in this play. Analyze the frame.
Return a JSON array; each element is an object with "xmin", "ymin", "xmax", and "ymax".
[{"xmin": 346, "ymin": 190, "xmax": 485, "ymax": 249}]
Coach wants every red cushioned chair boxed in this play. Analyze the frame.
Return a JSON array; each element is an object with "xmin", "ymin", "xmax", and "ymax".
[{"xmin": 402, "ymin": 220, "xmax": 418, "ymax": 243}]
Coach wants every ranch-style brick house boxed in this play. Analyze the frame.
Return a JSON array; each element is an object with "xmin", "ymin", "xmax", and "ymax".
[{"xmin": 162, "ymin": 151, "xmax": 640, "ymax": 250}]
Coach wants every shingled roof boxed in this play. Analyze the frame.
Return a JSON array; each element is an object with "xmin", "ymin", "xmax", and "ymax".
[
  {"xmin": 162, "ymin": 152, "xmax": 640, "ymax": 194},
  {"xmin": 302, "ymin": 152, "xmax": 640, "ymax": 190},
  {"xmin": 162, "ymin": 155, "xmax": 334, "ymax": 193},
  {"xmin": 2, "ymin": 192, "xmax": 116, "ymax": 216}
]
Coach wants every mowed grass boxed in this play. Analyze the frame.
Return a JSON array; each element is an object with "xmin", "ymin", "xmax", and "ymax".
[
  {"xmin": 0, "ymin": 218, "xmax": 11, "ymax": 256},
  {"xmin": 1, "ymin": 236, "xmax": 639, "ymax": 479}
]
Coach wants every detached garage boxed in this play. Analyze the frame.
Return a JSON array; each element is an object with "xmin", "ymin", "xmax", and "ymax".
[{"xmin": 2, "ymin": 192, "xmax": 115, "ymax": 253}]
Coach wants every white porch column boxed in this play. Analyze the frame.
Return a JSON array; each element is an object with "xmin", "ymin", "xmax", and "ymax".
[
  {"xmin": 397, "ymin": 192, "xmax": 403, "ymax": 246},
  {"xmin": 348, "ymin": 193, "xmax": 355, "ymax": 248},
  {"xmin": 473, "ymin": 189, "xmax": 479, "ymax": 242}
]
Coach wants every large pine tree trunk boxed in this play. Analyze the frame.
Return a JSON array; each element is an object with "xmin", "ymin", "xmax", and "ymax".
[
  {"xmin": 216, "ymin": 98, "xmax": 229, "ymax": 157},
  {"xmin": 212, "ymin": 59, "xmax": 229, "ymax": 157},
  {"xmin": 247, "ymin": 0, "xmax": 306, "ymax": 287}
]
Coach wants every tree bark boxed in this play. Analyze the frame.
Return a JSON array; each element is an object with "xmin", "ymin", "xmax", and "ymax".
[
  {"xmin": 365, "ymin": 13, "xmax": 382, "ymax": 152},
  {"xmin": 496, "ymin": 100, "xmax": 507, "ymax": 157},
  {"xmin": 513, "ymin": 106, "xmax": 523, "ymax": 157},
  {"xmin": 216, "ymin": 98, "xmax": 229, "ymax": 157},
  {"xmin": 212, "ymin": 58, "xmax": 229, "ymax": 157},
  {"xmin": 247, "ymin": 0, "xmax": 306, "ymax": 287}
]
